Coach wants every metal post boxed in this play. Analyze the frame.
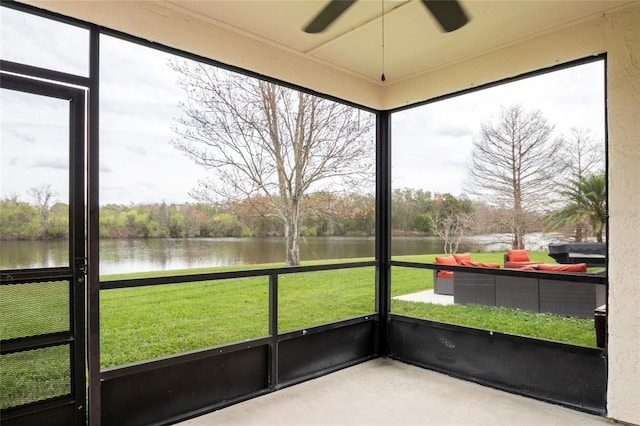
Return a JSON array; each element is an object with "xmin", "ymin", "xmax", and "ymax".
[
  {"xmin": 70, "ymin": 87, "xmax": 88, "ymax": 426},
  {"xmin": 88, "ymin": 26, "xmax": 102, "ymax": 426},
  {"xmin": 375, "ymin": 111, "xmax": 392, "ymax": 356},
  {"xmin": 269, "ymin": 273, "xmax": 279, "ymax": 390}
]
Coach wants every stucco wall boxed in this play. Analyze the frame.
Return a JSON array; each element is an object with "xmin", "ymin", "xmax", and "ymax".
[{"xmin": 605, "ymin": 3, "xmax": 640, "ymax": 425}]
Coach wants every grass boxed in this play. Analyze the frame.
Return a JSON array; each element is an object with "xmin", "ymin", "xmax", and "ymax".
[
  {"xmin": 278, "ymin": 268, "xmax": 376, "ymax": 331},
  {"xmin": 391, "ymin": 301, "xmax": 596, "ymax": 345},
  {"xmin": 0, "ymin": 346, "xmax": 70, "ymax": 409},
  {"xmin": 100, "ymin": 276, "xmax": 270, "ymax": 367},
  {"xmin": 1, "ymin": 281, "xmax": 72, "ymax": 409},
  {"xmin": 0, "ymin": 281, "xmax": 69, "ymax": 340},
  {"xmin": 2, "ymin": 251, "xmax": 599, "ymax": 408},
  {"xmin": 100, "ymin": 265, "xmax": 378, "ymax": 367}
]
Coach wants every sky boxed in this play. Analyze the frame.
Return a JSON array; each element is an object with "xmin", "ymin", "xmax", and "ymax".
[
  {"xmin": 0, "ymin": 6, "xmax": 605, "ymax": 206},
  {"xmin": 392, "ymin": 62, "xmax": 605, "ymax": 197}
]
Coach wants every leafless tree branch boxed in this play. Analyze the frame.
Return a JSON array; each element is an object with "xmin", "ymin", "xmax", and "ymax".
[
  {"xmin": 169, "ymin": 60, "xmax": 375, "ymax": 265},
  {"xmin": 465, "ymin": 105, "xmax": 561, "ymax": 249}
]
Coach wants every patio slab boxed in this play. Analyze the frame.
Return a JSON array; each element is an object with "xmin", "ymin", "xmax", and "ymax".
[
  {"xmin": 394, "ymin": 289, "xmax": 454, "ymax": 305},
  {"xmin": 176, "ymin": 358, "xmax": 609, "ymax": 426}
]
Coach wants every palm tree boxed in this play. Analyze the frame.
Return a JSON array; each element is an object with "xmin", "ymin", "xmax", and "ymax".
[{"xmin": 545, "ymin": 171, "xmax": 606, "ymax": 242}]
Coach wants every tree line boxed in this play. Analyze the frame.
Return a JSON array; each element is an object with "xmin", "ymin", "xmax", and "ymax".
[
  {"xmin": 1, "ymin": 189, "xmax": 484, "ymax": 241},
  {"xmin": 1, "ymin": 178, "xmax": 603, "ymax": 249}
]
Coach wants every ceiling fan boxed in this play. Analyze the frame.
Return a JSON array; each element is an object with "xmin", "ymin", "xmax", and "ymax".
[{"xmin": 303, "ymin": 0, "xmax": 469, "ymax": 34}]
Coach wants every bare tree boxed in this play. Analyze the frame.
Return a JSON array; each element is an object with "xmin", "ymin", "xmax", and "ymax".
[
  {"xmin": 170, "ymin": 61, "xmax": 374, "ymax": 266},
  {"xmin": 466, "ymin": 105, "xmax": 561, "ymax": 249},
  {"xmin": 556, "ymin": 127, "xmax": 604, "ymax": 179},
  {"xmin": 433, "ymin": 209, "xmax": 473, "ymax": 254},
  {"xmin": 430, "ymin": 193, "xmax": 474, "ymax": 254},
  {"xmin": 553, "ymin": 128, "xmax": 604, "ymax": 241},
  {"xmin": 28, "ymin": 184, "xmax": 57, "ymax": 222}
]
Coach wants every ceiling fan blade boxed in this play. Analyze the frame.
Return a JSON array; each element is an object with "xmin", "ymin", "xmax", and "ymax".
[
  {"xmin": 421, "ymin": 0, "xmax": 469, "ymax": 32},
  {"xmin": 303, "ymin": 0, "xmax": 357, "ymax": 33}
]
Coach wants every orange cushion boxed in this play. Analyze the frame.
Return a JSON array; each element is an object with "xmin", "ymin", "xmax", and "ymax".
[
  {"xmin": 537, "ymin": 263, "xmax": 587, "ymax": 273},
  {"xmin": 460, "ymin": 260, "xmax": 500, "ymax": 268},
  {"xmin": 453, "ymin": 252, "xmax": 472, "ymax": 264},
  {"xmin": 507, "ymin": 249, "xmax": 530, "ymax": 262},
  {"xmin": 505, "ymin": 261, "xmax": 539, "ymax": 268},
  {"xmin": 435, "ymin": 256, "xmax": 458, "ymax": 265},
  {"xmin": 435, "ymin": 256, "xmax": 457, "ymax": 279}
]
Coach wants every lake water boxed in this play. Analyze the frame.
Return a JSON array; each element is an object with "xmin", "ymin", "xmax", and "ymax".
[
  {"xmin": 1, "ymin": 236, "xmax": 460, "ymax": 274},
  {"xmin": 1, "ymin": 233, "xmax": 560, "ymax": 275}
]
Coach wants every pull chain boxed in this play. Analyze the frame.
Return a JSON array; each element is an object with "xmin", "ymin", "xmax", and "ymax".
[{"xmin": 381, "ymin": 0, "xmax": 385, "ymax": 82}]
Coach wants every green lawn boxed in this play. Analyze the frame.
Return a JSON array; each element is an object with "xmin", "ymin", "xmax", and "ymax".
[
  {"xmin": 0, "ymin": 346, "xmax": 70, "ymax": 409},
  {"xmin": 391, "ymin": 301, "xmax": 596, "ymax": 345},
  {"xmin": 0, "ymin": 281, "xmax": 69, "ymax": 340},
  {"xmin": 1, "ymin": 250, "xmax": 600, "ymax": 409},
  {"xmin": 0, "ymin": 281, "xmax": 72, "ymax": 410},
  {"xmin": 100, "ymin": 265, "xmax": 379, "ymax": 367}
]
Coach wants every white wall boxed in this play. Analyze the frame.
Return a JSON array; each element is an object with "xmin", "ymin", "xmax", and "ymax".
[{"xmin": 605, "ymin": 3, "xmax": 640, "ymax": 424}]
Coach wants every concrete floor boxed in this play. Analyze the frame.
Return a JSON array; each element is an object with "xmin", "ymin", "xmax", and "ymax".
[
  {"xmin": 176, "ymin": 358, "xmax": 610, "ymax": 426},
  {"xmin": 394, "ymin": 289, "xmax": 454, "ymax": 305}
]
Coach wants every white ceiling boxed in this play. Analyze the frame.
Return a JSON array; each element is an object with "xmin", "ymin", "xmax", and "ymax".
[
  {"xmin": 159, "ymin": 0, "xmax": 624, "ymax": 83},
  {"xmin": 23, "ymin": 0, "xmax": 632, "ymax": 108}
]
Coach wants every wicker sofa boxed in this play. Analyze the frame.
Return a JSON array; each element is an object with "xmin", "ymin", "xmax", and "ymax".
[
  {"xmin": 433, "ymin": 253, "xmax": 500, "ymax": 296},
  {"xmin": 433, "ymin": 270, "xmax": 454, "ymax": 295},
  {"xmin": 453, "ymin": 268, "xmax": 605, "ymax": 318}
]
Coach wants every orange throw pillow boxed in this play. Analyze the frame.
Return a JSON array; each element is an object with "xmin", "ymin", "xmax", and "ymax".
[
  {"xmin": 453, "ymin": 252, "xmax": 472, "ymax": 264},
  {"xmin": 507, "ymin": 249, "xmax": 530, "ymax": 262},
  {"xmin": 435, "ymin": 256, "xmax": 458, "ymax": 265},
  {"xmin": 437, "ymin": 270, "xmax": 454, "ymax": 278}
]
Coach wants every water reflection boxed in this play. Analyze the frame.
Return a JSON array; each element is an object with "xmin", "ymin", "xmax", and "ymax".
[
  {"xmin": 2, "ymin": 236, "xmax": 471, "ymax": 275},
  {"xmin": 1, "ymin": 240, "xmax": 69, "ymax": 269},
  {"xmin": 99, "ymin": 237, "xmax": 380, "ymax": 274}
]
